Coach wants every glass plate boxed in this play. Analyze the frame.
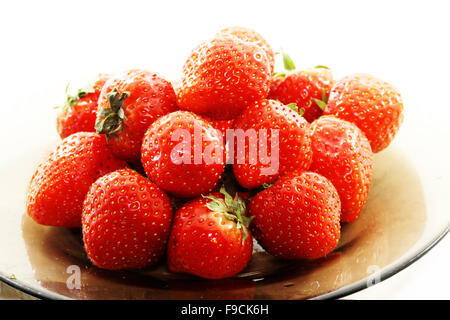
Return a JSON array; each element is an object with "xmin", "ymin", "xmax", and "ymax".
[{"xmin": 0, "ymin": 110, "xmax": 449, "ymax": 300}]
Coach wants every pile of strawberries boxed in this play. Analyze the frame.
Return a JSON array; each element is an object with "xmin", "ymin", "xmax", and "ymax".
[{"xmin": 26, "ymin": 27, "xmax": 404, "ymax": 279}]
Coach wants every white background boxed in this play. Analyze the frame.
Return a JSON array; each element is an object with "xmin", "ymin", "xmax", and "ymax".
[{"xmin": 0, "ymin": 0, "xmax": 449, "ymax": 299}]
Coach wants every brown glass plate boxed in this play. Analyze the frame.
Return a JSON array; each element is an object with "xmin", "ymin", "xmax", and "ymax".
[{"xmin": 0, "ymin": 112, "xmax": 449, "ymax": 299}]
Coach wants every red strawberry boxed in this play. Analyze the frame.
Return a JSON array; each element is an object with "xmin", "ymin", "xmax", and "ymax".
[
  {"xmin": 218, "ymin": 26, "xmax": 275, "ymax": 73},
  {"xmin": 269, "ymin": 75, "xmax": 284, "ymax": 96},
  {"xmin": 175, "ymin": 35, "xmax": 271, "ymax": 120},
  {"xmin": 323, "ymin": 73, "xmax": 404, "ymax": 153},
  {"xmin": 204, "ymin": 117, "xmax": 234, "ymax": 147},
  {"xmin": 56, "ymin": 74, "xmax": 109, "ymax": 139},
  {"xmin": 208, "ymin": 119, "xmax": 234, "ymax": 138},
  {"xmin": 250, "ymin": 170, "xmax": 341, "ymax": 259},
  {"xmin": 141, "ymin": 111, "xmax": 225, "ymax": 198},
  {"xmin": 232, "ymin": 99, "xmax": 312, "ymax": 189},
  {"xmin": 26, "ymin": 132, "xmax": 127, "ymax": 227},
  {"xmin": 95, "ymin": 69, "xmax": 178, "ymax": 162},
  {"xmin": 82, "ymin": 169, "xmax": 173, "ymax": 270},
  {"xmin": 167, "ymin": 187, "xmax": 253, "ymax": 279},
  {"xmin": 310, "ymin": 116, "xmax": 374, "ymax": 222},
  {"xmin": 269, "ymin": 52, "xmax": 334, "ymax": 123}
]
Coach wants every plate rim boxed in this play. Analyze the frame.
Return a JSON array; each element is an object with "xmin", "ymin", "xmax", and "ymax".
[
  {"xmin": 313, "ymin": 223, "xmax": 450, "ymax": 300},
  {"xmin": 1, "ymin": 222, "xmax": 448, "ymax": 300}
]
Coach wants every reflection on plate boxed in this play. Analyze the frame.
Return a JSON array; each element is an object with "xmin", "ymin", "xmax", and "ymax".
[{"xmin": 0, "ymin": 144, "xmax": 431, "ymax": 299}]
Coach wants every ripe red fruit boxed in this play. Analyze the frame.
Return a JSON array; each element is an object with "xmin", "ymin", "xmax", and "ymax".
[
  {"xmin": 249, "ymin": 170, "xmax": 341, "ymax": 260},
  {"xmin": 323, "ymin": 73, "xmax": 404, "ymax": 153},
  {"xmin": 26, "ymin": 132, "xmax": 127, "ymax": 227},
  {"xmin": 141, "ymin": 111, "xmax": 225, "ymax": 198},
  {"xmin": 175, "ymin": 35, "xmax": 272, "ymax": 120},
  {"xmin": 204, "ymin": 117, "xmax": 234, "ymax": 147},
  {"xmin": 269, "ymin": 52, "xmax": 334, "ymax": 123},
  {"xmin": 310, "ymin": 116, "xmax": 374, "ymax": 222},
  {"xmin": 208, "ymin": 118, "xmax": 234, "ymax": 138},
  {"xmin": 218, "ymin": 26, "xmax": 275, "ymax": 73},
  {"xmin": 82, "ymin": 169, "xmax": 173, "ymax": 270},
  {"xmin": 56, "ymin": 74, "xmax": 109, "ymax": 139},
  {"xmin": 167, "ymin": 187, "xmax": 253, "ymax": 279},
  {"xmin": 232, "ymin": 99, "xmax": 312, "ymax": 189},
  {"xmin": 95, "ymin": 69, "xmax": 178, "ymax": 162},
  {"xmin": 269, "ymin": 75, "xmax": 284, "ymax": 97}
]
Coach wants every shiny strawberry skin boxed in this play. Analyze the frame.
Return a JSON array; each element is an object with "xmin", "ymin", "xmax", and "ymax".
[
  {"xmin": 175, "ymin": 36, "xmax": 271, "ymax": 120},
  {"xmin": 141, "ymin": 111, "xmax": 225, "ymax": 198},
  {"xmin": 204, "ymin": 117, "xmax": 234, "ymax": 147},
  {"xmin": 310, "ymin": 116, "xmax": 374, "ymax": 222},
  {"xmin": 57, "ymin": 75, "xmax": 109, "ymax": 139},
  {"xmin": 26, "ymin": 132, "xmax": 127, "ymax": 227},
  {"xmin": 268, "ymin": 67, "xmax": 334, "ymax": 123},
  {"xmin": 323, "ymin": 73, "xmax": 404, "ymax": 153},
  {"xmin": 249, "ymin": 171, "xmax": 341, "ymax": 260},
  {"xmin": 167, "ymin": 192, "xmax": 253, "ymax": 279},
  {"xmin": 218, "ymin": 26, "xmax": 275, "ymax": 73},
  {"xmin": 208, "ymin": 119, "xmax": 234, "ymax": 137},
  {"xmin": 82, "ymin": 169, "xmax": 173, "ymax": 270},
  {"xmin": 97, "ymin": 69, "xmax": 178, "ymax": 162},
  {"xmin": 269, "ymin": 75, "xmax": 284, "ymax": 96},
  {"xmin": 232, "ymin": 99, "xmax": 312, "ymax": 189}
]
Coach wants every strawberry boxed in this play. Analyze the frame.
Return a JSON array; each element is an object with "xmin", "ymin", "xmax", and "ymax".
[
  {"xmin": 208, "ymin": 119, "xmax": 234, "ymax": 138},
  {"xmin": 56, "ymin": 74, "xmax": 109, "ymax": 139},
  {"xmin": 232, "ymin": 99, "xmax": 312, "ymax": 189},
  {"xmin": 95, "ymin": 69, "xmax": 178, "ymax": 162},
  {"xmin": 175, "ymin": 35, "xmax": 271, "ymax": 120},
  {"xmin": 269, "ymin": 75, "xmax": 284, "ymax": 97},
  {"xmin": 167, "ymin": 187, "xmax": 253, "ymax": 279},
  {"xmin": 249, "ymin": 170, "xmax": 341, "ymax": 260},
  {"xmin": 323, "ymin": 73, "xmax": 404, "ymax": 153},
  {"xmin": 268, "ymin": 52, "xmax": 334, "ymax": 123},
  {"xmin": 141, "ymin": 111, "xmax": 225, "ymax": 198},
  {"xmin": 310, "ymin": 116, "xmax": 374, "ymax": 222},
  {"xmin": 218, "ymin": 26, "xmax": 275, "ymax": 73},
  {"xmin": 82, "ymin": 169, "xmax": 173, "ymax": 270},
  {"xmin": 26, "ymin": 132, "xmax": 127, "ymax": 227},
  {"xmin": 204, "ymin": 117, "xmax": 234, "ymax": 147}
]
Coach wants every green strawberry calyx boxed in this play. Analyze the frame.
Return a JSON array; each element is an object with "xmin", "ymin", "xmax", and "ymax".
[
  {"xmin": 58, "ymin": 83, "xmax": 95, "ymax": 110},
  {"xmin": 286, "ymin": 102, "xmax": 305, "ymax": 117},
  {"xmin": 281, "ymin": 50, "xmax": 296, "ymax": 71},
  {"xmin": 312, "ymin": 89, "xmax": 328, "ymax": 111},
  {"xmin": 203, "ymin": 186, "xmax": 254, "ymax": 245},
  {"xmin": 314, "ymin": 65, "xmax": 330, "ymax": 70},
  {"xmin": 273, "ymin": 52, "xmax": 330, "ymax": 79},
  {"xmin": 271, "ymin": 50, "xmax": 295, "ymax": 79},
  {"xmin": 95, "ymin": 87, "xmax": 130, "ymax": 141}
]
